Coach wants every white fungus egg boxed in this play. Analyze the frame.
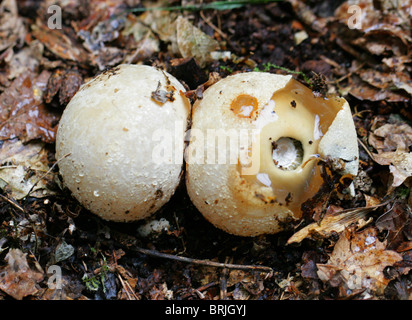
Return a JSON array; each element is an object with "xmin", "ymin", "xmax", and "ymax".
[
  {"xmin": 186, "ymin": 72, "xmax": 359, "ymax": 237},
  {"xmin": 56, "ymin": 64, "xmax": 190, "ymax": 222}
]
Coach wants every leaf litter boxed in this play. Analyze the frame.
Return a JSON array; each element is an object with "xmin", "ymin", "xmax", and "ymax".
[{"xmin": 0, "ymin": 0, "xmax": 411, "ymax": 301}]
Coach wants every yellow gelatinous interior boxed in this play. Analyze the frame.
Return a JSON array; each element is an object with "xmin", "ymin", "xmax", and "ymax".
[{"xmin": 237, "ymin": 79, "xmax": 344, "ymax": 218}]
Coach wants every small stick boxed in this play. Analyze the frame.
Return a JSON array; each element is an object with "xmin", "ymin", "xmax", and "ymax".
[
  {"xmin": 220, "ymin": 257, "xmax": 229, "ymax": 300},
  {"xmin": 132, "ymin": 246, "xmax": 273, "ymax": 273},
  {"xmin": 357, "ymin": 137, "xmax": 377, "ymax": 162},
  {"xmin": 180, "ymin": 281, "xmax": 218, "ymax": 299},
  {"xmin": 199, "ymin": 10, "xmax": 234, "ymax": 48},
  {"xmin": 24, "ymin": 153, "xmax": 71, "ymax": 199},
  {"xmin": 0, "ymin": 193, "xmax": 25, "ymax": 213}
]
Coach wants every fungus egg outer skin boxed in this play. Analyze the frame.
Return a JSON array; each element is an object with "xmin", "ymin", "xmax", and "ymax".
[
  {"xmin": 186, "ymin": 72, "xmax": 358, "ymax": 236},
  {"xmin": 56, "ymin": 64, "xmax": 190, "ymax": 222}
]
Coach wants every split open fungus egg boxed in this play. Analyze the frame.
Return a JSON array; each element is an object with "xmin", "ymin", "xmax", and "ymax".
[
  {"xmin": 185, "ymin": 72, "xmax": 359, "ymax": 237},
  {"xmin": 56, "ymin": 64, "xmax": 190, "ymax": 222}
]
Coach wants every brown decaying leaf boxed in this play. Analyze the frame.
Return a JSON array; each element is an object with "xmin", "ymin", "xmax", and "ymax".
[
  {"xmin": 376, "ymin": 202, "xmax": 412, "ymax": 252},
  {"xmin": 44, "ymin": 69, "xmax": 83, "ymax": 106},
  {"xmin": 348, "ymin": 75, "xmax": 409, "ymax": 102},
  {"xmin": 0, "ymin": 70, "xmax": 59, "ymax": 144},
  {"xmin": 6, "ymin": 40, "xmax": 44, "ymax": 80},
  {"xmin": 0, "ymin": 0, "xmax": 26, "ymax": 52},
  {"xmin": 287, "ymin": 200, "xmax": 383, "ymax": 245},
  {"xmin": 368, "ymin": 122, "xmax": 412, "ymax": 187},
  {"xmin": 369, "ymin": 123, "xmax": 412, "ymax": 153},
  {"xmin": 31, "ymin": 22, "xmax": 89, "ymax": 64},
  {"xmin": 317, "ymin": 227, "xmax": 403, "ymax": 296},
  {"xmin": 0, "ymin": 249, "xmax": 44, "ymax": 300},
  {"xmin": 358, "ymin": 68, "xmax": 412, "ymax": 95},
  {"xmin": 333, "ymin": 0, "xmax": 411, "ymax": 102}
]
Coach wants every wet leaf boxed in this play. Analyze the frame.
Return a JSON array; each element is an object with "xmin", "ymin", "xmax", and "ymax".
[
  {"xmin": 0, "ymin": 70, "xmax": 59, "ymax": 143},
  {"xmin": 0, "ymin": 249, "xmax": 44, "ymax": 300},
  {"xmin": 317, "ymin": 227, "xmax": 403, "ymax": 296}
]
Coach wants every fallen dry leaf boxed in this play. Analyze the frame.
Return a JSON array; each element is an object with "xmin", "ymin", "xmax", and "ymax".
[
  {"xmin": 332, "ymin": 0, "xmax": 412, "ymax": 103},
  {"xmin": 367, "ymin": 121, "xmax": 412, "ymax": 187},
  {"xmin": 6, "ymin": 40, "xmax": 44, "ymax": 80},
  {"xmin": 0, "ymin": 249, "xmax": 44, "ymax": 300},
  {"xmin": 357, "ymin": 68, "xmax": 412, "ymax": 96},
  {"xmin": 122, "ymin": 15, "xmax": 160, "ymax": 64},
  {"xmin": 0, "ymin": 0, "xmax": 26, "ymax": 52},
  {"xmin": 0, "ymin": 139, "xmax": 56, "ymax": 199},
  {"xmin": 317, "ymin": 227, "xmax": 403, "ymax": 296},
  {"xmin": 139, "ymin": 9, "xmax": 180, "ymax": 55},
  {"xmin": 373, "ymin": 150, "xmax": 412, "ymax": 187},
  {"xmin": 347, "ymin": 75, "xmax": 409, "ymax": 102},
  {"xmin": 44, "ymin": 68, "xmax": 83, "ymax": 105},
  {"xmin": 369, "ymin": 122, "xmax": 412, "ymax": 153},
  {"xmin": 31, "ymin": 22, "xmax": 89, "ymax": 64},
  {"xmin": 376, "ymin": 202, "xmax": 412, "ymax": 251},
  {"xmin": 176, "ymin": 16, "xmax": 220, "ymax": 67},
  {"xmin": 334, "ymin": 0, "xmax": 411, "ymax": 55},
  {"xmin": 287, "ymin": 202, "xmax": 382, "ymax": 244}
]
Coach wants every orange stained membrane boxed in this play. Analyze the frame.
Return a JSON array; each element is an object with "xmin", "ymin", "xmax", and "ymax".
[{"xmin": 230, "ymin": 94, "xmax": 259, "ymax": 118}]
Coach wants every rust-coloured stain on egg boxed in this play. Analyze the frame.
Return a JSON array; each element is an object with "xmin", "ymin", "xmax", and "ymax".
[{"xmin": 230, "ymin": 94, "xmax": 258, "ymax": 118}]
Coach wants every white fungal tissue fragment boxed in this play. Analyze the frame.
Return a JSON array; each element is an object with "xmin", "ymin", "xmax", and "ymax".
[
  {"xmin": 254, "ymin": 100, "xmax": 278, "ymax": 132},
  {"xmin": 272, "ymin": 137, "xmax": 299, "ymax": 169},
  {"xmin": 256, "ymin": 173, "xmax": 272, "ymax": 187},
  {"xmin": 239, "ymin": 105, "xmax": 255, "ymax": 117},
  {"xmin": 313, "ymin": 114, "xmax": 323, "ymax": 141}
]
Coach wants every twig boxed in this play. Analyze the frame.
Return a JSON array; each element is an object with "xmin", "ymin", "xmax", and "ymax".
[
  {"xmin": 220, "ymin": 257, "xmax": 230, "ymax": 300},
  {"xmin": 117, "ymin": 273, "xmax": 139, "ymax": 300},
  {"xmin": 199, "ymin": 10, "xmax": 234, "ymax": 48},
  {"xmin": 0, "ymin": 193, "xmax": 25, "ymax": 213},
  {"xmin": 24, "ymin": 153, "xmax": 71, "ymax": 199},
  {"xmin": 131, "ymin": 246, "xmax": 273, "ymax": 273},
  {"xmin": 357, "ymin": 137, "xmax": 377, "ymax": 163},
  {"xmin": 286, "ymin": 0, "xmax": 326, "ymax": 34},
  {"xmin": 180, "ymin": 281, "xmax": 218, "ymax": 299}
]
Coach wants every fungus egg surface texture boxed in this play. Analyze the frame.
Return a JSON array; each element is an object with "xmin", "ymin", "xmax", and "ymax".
[
  {"xmin": 186, "ymin": 72, "xmax": 359, "ymax": 237},
  {"xmin": 56, "ymin": 64, "xmax": 190, "ymax": 222}
]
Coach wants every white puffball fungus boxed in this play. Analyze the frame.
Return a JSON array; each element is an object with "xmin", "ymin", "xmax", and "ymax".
[
  {"xmin": 186, "ymin": 72, "xmax": 359, "ymax": 237},
  {"xmin": 56, "ymin": 64, "xmax": 190, "ymax": 222}
]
